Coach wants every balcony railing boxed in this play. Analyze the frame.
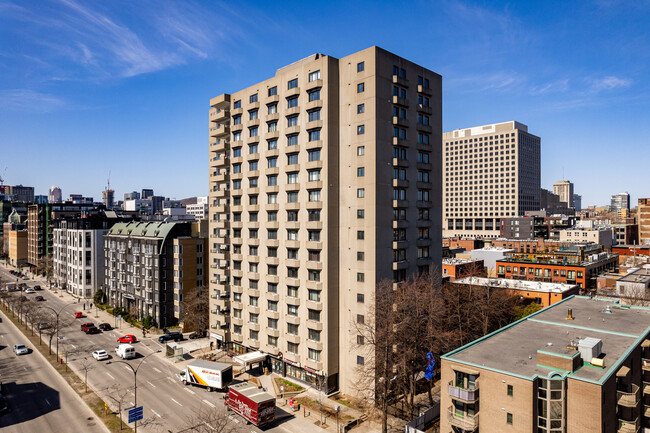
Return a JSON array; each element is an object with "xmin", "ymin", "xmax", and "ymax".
[
  {"xmin": 447, "ymin": 407, "xmax": 478, "ymax": 431},
  {"xmin": 448, "ymin": 380, "xmax": 479, "ymax": 402},
  {"xmin": 618, "ymin": 417, "xmax": 640, "ymax": 433},
  {"xmin": 617, "ymin": 384, "xmax": 640, "ymax": 407}
]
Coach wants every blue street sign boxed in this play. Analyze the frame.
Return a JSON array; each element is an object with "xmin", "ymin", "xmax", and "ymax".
[{"xmin": 128, "ymin": 406, "xmax": 143, "ymax": 423}]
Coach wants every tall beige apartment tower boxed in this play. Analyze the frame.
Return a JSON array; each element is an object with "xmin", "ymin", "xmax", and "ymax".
[
  {"xmin": 553, "ymin": 180, "xmax": 574, "ymax": 208},
  {"xmin": 442, "ymin": 121, "xmax": 540, "ymax": 239},
  {"xmin": 208, "ymin": 47, "xmax": 442, "ymax": 393}
]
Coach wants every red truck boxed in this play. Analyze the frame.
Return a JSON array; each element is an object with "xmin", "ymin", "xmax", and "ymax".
[
  {"xmin": 225, "ymin": 382, "xmax": 276, "ymax": 427},
  {"xmin": 81, "ymin": 322, "xmax": 99, "ymax": 334}
]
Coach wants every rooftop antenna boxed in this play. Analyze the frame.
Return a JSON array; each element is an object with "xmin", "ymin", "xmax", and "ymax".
[
  {"xmin": 0, "ymin": 166, "xmax": 6, "ymax": 185},
  {"xmin": 106, "ymin": 170, "xmax": 111, "ymax": 191}
]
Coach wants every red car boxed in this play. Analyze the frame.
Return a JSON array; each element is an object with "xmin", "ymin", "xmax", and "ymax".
[
  {"xmin": 74, "ymin": 312, "xmax": 84, "ymax": 318},
  {"xmin": 117, "ymin": 335, "xmax": 137, "ymax": 343}
]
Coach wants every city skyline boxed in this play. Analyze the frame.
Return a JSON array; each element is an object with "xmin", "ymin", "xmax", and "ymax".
[{"xmin": 1, "ymin": 0, "xmax": 649, "ymax": 205}]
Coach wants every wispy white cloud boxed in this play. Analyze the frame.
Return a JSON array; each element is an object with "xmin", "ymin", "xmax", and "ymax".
[
  {"xmin": 530, "ymin": 79, "xmax": 570, "ymax": 95},
  {"xmin": 0, "ymin": 89, "xmax": 65, "ymax": 112},
  {"xmin": 1, "ymin": 0, "xmax": 223, "ymax": 80},
  {"xmin": 446, "ymin": 71, "xmax": 525, "ymax": 94},
  {"xmin": 589, "ymin": 76, "xmax": 632, "ymax": 92}
]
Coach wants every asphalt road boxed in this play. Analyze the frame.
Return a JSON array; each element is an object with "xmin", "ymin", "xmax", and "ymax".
[
  {"xmin": 0, "ymin": 266, "xmax": 304, "ymax": 433},
  {"xmin": 0, "ymin": 304, "xmax": 109, "ymax": 432}
]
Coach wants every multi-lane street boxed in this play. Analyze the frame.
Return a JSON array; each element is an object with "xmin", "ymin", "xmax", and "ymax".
[
  {"xmin": 0, "ymin": 299, "xmax": 109, "ymax": 432},
  {"xmin": 0, "ymin": 266, "xmax": 308, "ymax": 433}
]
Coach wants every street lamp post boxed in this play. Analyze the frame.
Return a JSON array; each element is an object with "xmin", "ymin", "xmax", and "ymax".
[
  {"xmin": 39, "ymin": 302, "xmax": 76, "ymax": 361},
  {"xmin": 108, "ymin": 350, "xmax": 161, "ymax": 433}
]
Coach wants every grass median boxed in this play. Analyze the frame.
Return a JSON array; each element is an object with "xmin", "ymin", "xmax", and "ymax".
[{"xmin": 1, "ymin": 301, "xmax": 133, "ymax": 433}]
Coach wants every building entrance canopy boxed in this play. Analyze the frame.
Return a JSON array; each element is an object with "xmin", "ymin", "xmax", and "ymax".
[{"xmin": 233, "ymin": 351, "xmax": 266, "ymax": 367}]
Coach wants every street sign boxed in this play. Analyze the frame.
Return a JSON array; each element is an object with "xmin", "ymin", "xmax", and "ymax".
[
  {"xmin": 128, "ymin": 406, "xmax": 143, "ymax": 423},
  {"xmin": 117, "ymin": 315, "xmax": 122, "ymax": 321}
]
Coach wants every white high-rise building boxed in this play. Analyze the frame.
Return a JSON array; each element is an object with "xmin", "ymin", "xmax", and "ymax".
[
  {"xmin": 553, "ymin": 180, "xmax": 574, "ymax": 208},
  {"xmin": 443, "ymin": 121, "xmax": 541, "ymax": 239}
]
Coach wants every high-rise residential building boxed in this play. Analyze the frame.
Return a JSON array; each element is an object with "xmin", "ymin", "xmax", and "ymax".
[
  {"xmin": 141, "ymin": 188, "xmax": 154, "ymax": 199},
  {"xmin": 208, "ymin": 47, "xmax": 442, "ymax": 393},
  {"xmin": 8, "ymin": 185, "xmax": 35, "ymax": 203},
  {"xmin": 443, "ymin": 121, "xmax": 541, "ymax": 239},
  {"xmin": 186, "ymin": 196, "xmax": 208, "ymax": 220},
  {"xmin": 49, "ymin": 185, "xmax": 62, "ymax": 203},
  {"xmin": 553, "ymin": 180, "xmax": 574, "ymax": 208},
  {"xmin": 611, "ymin": 192, "xmax": 630, "ymax": 215},
  {"xmin": 103, "ymin": 221, "xmax": 207, "ymax": 327},
  {"xmin": 440, "ymin": 296, "xmax": 650, "ymax": 433},
  {"xmin": 639, "ymin": 198, "xmax": 650, "ymax": 245}
]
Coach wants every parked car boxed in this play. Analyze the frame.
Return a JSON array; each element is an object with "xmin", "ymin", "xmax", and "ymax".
[
  {"xmin": 33, "ymin": 285, "xmax": 42, "ymax": 291},
  {"xmin": 74, "ymin": 312, "xmax": 84, "ymax": 318},
  {"xmin": 158, "ymin": 332, "xmax": 183, "ymax": 343},
  {"xmin": 24, "ymin": 288, "xmax": 35, "ymax": 294},
  {"xmin": 117, "ymin": 335, "xmax": 137, "ymax": 343},
  {"xmin": 18, "ymin": 283, "xmax": 27, "ymax": 290},
  {"xmin": 34, "ymin": 296, "xmax": 44, "ymax": 302},
  {"xmin": 13, "ymin": 344, "xmax": 28, "ymax": 355},
  {"xmin": 81, "ymin": 323, "xmax": 99, "ymax": 334},
  {"xmin": 92, "ymin": 350, "xmax": 109, "ymax": 361},
  {"xmin": 98, "ymin": 323, "xmax": 112, "ymax": 331},
  {"xmin": 188, "ymin": 331, "xmax": 205, "ymax": 340}
]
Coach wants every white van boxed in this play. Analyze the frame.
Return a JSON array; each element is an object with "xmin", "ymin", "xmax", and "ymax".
[{"xmin": 115, "ymin": 344, "xmax": 136, "ymax": 359}]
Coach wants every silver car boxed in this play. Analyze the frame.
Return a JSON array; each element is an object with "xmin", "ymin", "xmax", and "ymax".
[{"xmin": 13, "ymin": 344, "xmax": 28, "ymax": 355}]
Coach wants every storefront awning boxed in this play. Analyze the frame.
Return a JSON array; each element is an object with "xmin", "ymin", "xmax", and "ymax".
[{"xmin": 233, "ymin": 351, "xmax": 266, "ymax": 367}]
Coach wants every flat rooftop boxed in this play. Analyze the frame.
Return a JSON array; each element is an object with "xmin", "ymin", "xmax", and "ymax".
[
  {"xmin": 618, "ymin": 268, "xmax": 650, "ymax": 283},
  {"xmin": 452, "ymin": 277, "xmax": 579, "ymax": 294},
  {"xmin": 442, "ymin": 258, "xmax": 482, "ymax": 265},
  {"xmin": 443, "ymin": 296, "xmax": 650, "ymax": 384}
]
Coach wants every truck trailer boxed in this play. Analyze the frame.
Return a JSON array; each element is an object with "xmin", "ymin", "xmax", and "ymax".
[
  {"xmin": 179, "ymin": 360, "xmax": 233, "ymax": 392},
  {"xmin": 225, "ymin": 382, "xmax": 275, "ymax": 427}
]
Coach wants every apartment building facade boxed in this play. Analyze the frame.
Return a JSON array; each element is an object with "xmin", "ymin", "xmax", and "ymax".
[
  {"xmin": 639, "ymin": 198, "xmax": 650, "ymax": 245},
  {"xmin": 52, "ymin": 216, "xmax": 120, "ymax": 298},
  {"xmin": 172, "ymin": 220, "xmax": 209, "ymax": 332},
  {"xmin": 208, "ymin": 46, "xmax": 442, "ymax": 393},
  {"xmin": 103, "ymin": 221, "xmax": 200, "ymax": 327},
  {"xmin": 443, "ymin": 121, "xmax": 541, "ymax": 239},
  {"xmin": 440, "ymin": 296, "xmax": 650, "ymax": 433},
  {"xmin": 27, "ymin": 202, "xmax": 100, "ymax": 271}
]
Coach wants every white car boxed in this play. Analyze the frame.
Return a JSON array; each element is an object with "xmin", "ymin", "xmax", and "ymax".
[
  {"xmin": 92, "ymin": 350, "xmax": 109, "ymax": 361},
  {"xmin": 24, "ymin": 288, "xmax": 36, "ymax": 294},
  {"xmin": 13, "ymin": 344, "xmax": 28, "ymax": 355}
]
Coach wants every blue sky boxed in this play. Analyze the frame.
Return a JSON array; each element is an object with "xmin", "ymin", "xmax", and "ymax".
[{"xmin": 1, "ymin": 0, "xmax": 649, "ymax": 207}]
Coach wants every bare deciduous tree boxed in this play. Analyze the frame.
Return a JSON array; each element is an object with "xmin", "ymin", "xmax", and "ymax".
[
  {"xmin": 180, "ymin": 405, "xmax": 244, "ymax": 433},
  {"xmin": 181, "ymin": 286, "xmax": 209, "ymax": 333}
]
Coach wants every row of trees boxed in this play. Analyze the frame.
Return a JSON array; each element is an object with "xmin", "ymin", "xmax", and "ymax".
[{"xmin": 354, "ymin": 269, "xmax": 530, "ymax": 432}]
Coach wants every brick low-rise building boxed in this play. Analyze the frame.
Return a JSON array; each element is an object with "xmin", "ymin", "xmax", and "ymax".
[
  {"xmin": 496, "ymin": 244, "xmax": 618, "ymax": 290},
  {"xmin": 441, "ymin": 296, "xmax": 650, "ymax": 432},
  {"xmin": 452, "ymin": 276, "xmax": 580, "ymax": 308}
]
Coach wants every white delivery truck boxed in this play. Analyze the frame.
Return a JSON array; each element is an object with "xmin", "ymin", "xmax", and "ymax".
[
  {"xmin": 115, "ymin": 344, "xmax": 136, "ymax": 359},
  {"xmin": 179, "ymin": 360, "xmax": 233, "ymax": 392}
]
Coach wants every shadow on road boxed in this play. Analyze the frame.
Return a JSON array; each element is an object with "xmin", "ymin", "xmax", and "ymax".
[{"xmin": 0, "ymin": 381, "xmax": 61, "ymax": 428}]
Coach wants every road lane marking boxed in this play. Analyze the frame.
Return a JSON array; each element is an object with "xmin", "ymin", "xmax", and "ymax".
[
  {"xmin": 124, "ymin": 366, "xmax": 132, "ymax": 372},
  {"xmin": 70, "ymin": 344, "xmax": 76, "ymax": 349},
  {"xmin": 166, "ymin": 377, "xmax": 175, "ymax": 383},
  {"xmin": 106, "ymin": 372, "xmax": 115, "ymax": 379},
  {"xmin": 151, "ymin": 409, "xmax": 161, "ymax": 418},
  {"xmin": 183, "ymin": 388, "xmax": 195, "ymax": 395},
  {"xmin": 153, "ymin": 367, "xmax": 161, "ymax": 373},
  {"xmin": 130, "ymin": 401, "xmax": 135, "ymax": 406},
  {"xmin": 147, "ymin": 380, "xmax": 156, "ymax": 388},
  {"xmin": 171, "ymin": 398, "xmax": 183, "ymax": 407},
  {"xmin": 206, "ymin": 423, "xmax": 216, "ymax": 431},
  {"xmin": 203, "ymin": 399, "xmax": 215, "ymax": 408}
]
